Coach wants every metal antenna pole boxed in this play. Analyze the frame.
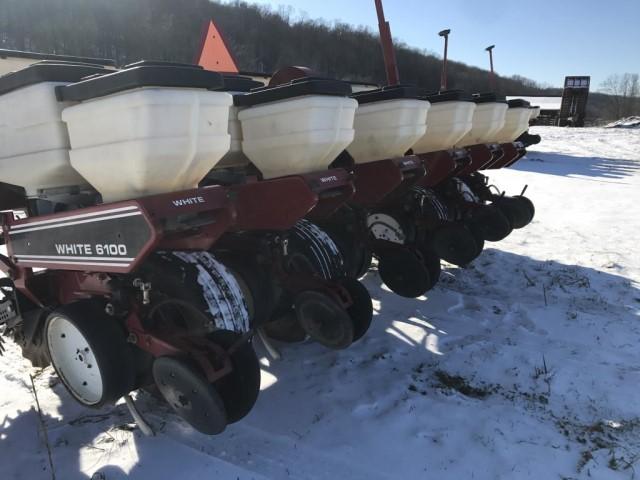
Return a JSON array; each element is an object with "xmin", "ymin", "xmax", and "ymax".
[
  {"xmin": 486, "ymin": 44, "xmax": 496, "ymax": 90},
  {"xmin": 374, "ymin": 0, "xmax": 400, "ymax": 85},
  {"xmin": 439, "ymin": 29, "xmax": 451, "ymax": 90}
]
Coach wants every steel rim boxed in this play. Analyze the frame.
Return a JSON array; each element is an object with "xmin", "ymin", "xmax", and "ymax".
[{"xmin": 47, "ymin": 315, "xmax": 104, "ymax": 405}]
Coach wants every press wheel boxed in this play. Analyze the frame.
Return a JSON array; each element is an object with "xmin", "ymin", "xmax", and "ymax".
[
  {"xmin": 339, "ymin": 278, "xmax": 373, "ymax": 342},
  {"xmin": 377, "ymin": 248, "xmax": 431, "ymax": 298},
  {"xmin": 207, "ymin": 330, "xmax": 261, "ymax": 424},
  {"xmin": 430, "ymin": 223, "xmax": 482, "ymax": 266}
]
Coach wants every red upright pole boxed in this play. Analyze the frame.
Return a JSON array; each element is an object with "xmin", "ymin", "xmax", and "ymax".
[{"xmin": 374, "ymin": 0, "xmax": 400, "ymax": 85}]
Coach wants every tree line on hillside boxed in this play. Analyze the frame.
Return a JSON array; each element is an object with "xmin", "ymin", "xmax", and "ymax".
[{"xmin": 0, "ymin": 0, "xmax": 637, "ymax": 120}]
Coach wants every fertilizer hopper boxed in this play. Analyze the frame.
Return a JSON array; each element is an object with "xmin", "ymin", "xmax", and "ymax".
[
  {"xmin": 58, "ymin": 62, "xmax": 233, "ymax": 203},
  {"xmin": 0, "ymin": 62, "xmax": 108, "ymax": 204}
]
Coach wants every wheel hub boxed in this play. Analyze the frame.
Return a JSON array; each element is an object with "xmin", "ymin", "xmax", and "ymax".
[{"xmin": 46, "ymin": 316, "xmax": 103, "ymax": 405}]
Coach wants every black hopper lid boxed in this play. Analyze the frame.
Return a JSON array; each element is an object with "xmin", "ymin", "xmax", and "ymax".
[
  {"xmin": 233, "ymin": 77, "xmax": 352, "ymax": 107},
  {"xmin": 57, "ymin": 60, "xmax": 225, "ymax": 102},
  {"xmin": 507, "ymin": 99, "xmax": 531, "ymax": 108},
  {"xmin": 0, "ymin": 61, "xmax": 108, "ymax": 96},
  {"xmin": 422, "ymin": 89, "xmax": 474, "ymax": 103},
  {"xmin": 222, "ymin": 75, "xmax": 265, "ymax": 93},
  {"xmin": 352, "ymin": 84, "xmax": 428, "ymax": 104},
  {"xmin": 472, "ymin": 92, "xmax": 507, "ymax": 104}
]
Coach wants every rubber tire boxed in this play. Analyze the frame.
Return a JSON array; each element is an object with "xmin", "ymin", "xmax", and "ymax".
[
  {"xmin": 324, "ymin": 226, "xmax": 372, "ymax": 279},
  {"xmin": 45, "ymin": 300, "xmax": 134, "ymax": 408},
  {"xmin": 377, "ymin": 248, "xmax": 431, "ymax": 298},
  {"xmin": 430, "ymin": 223, "xmax": 482, "ymax": 266},
  {"xmin": 287, "ymin": 220, "xmax": 345, "ymax": 280},
  {"xmin": 218, "ymin": 255, "xmax": 275, "ymax": 328},
  {"xmin": 207, "ymin": 330, "xmax": 261, "ymax": 424},
  {"xmin": 141, "ymin": 252, "xmax": 249, "ymax": 335},
  {"xmin": 339, "ymin": 278, "xmax": 373, "ymax": 342}
]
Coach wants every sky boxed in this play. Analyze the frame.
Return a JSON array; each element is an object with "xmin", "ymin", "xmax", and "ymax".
[{"xmin": 223, "ymin": 0, "xmax": 640, "ymax": 90}]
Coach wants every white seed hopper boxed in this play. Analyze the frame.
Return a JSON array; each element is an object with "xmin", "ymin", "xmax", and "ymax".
[
  {"xmin": 347, "ymin": 86, "xmax": 430, "ymax": 163},
  {"xmin": 491, "ymin": 99, "xmax": 532, "ymax": 143},
  {"xmin": 456, "ymin": 94, "xmax": 508, "ymax": 148},
  {"xmin": 234, "ymin": 77, "xmax": 357, "ymax": 179},
  {"xmin": 59, "ymin": 63, "xmax": 233, "ymax": 202},
  {"xmin": 411, "ymin": 91, "xmax": 476, "ymax": 154},
  {"xmin": 0, "ymin": 62, "xmax": 108, "ymax": 197},
  {"xmin": 529, "ymin": 106, "xmax": 541, "ymax": 121},
  {"xmin": 213, "ymin": 75, "xmax": 268, "ymax": 170}
]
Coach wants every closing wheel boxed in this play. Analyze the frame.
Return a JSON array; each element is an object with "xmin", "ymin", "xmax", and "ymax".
[
  {"xmin": 377, "ymin": 248, "xmax": 431, "ymax": 298},
  {"xmin": 515, "ymin": 196, "xmax": 535, "ymax": 225},
  {"xmin": 339, "ymin": 278, "xmax": 373, "ymax": 342},
  {"xmin": 207, "ymin": 330, "xmax": 261, "ymax": 424},
  {"xmin": 45, "ymin": 300, "xmax": 134, "ymax": 408},
  {"xmin": 295, "ymin": 291, "xmax": 354, "ymax": 349},
  {"xmin": 263, "ymin": 310, "xmax": 308, "ymax": 343},
  {"xmin": 430, "ymin": 223, "xmax": 482, "ymax": 266},
  {"xmin": 417, "ymin": 248, "xmax": 442, "ymax": 290},
  {"xmin": 493, "ymin": 197, "xmax": 530, "ymax": 229},
  {"xmin": 153, "ymin": 356, "xmax": 227, "ymax": 435},
  {"xmin": 467, "ymin": 204, "xmax": 513, "ymax": 242}
]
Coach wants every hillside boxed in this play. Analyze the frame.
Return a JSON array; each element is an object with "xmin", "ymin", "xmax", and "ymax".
[{"xmin": 1, "ymin": 0, "xmax": 555, "ymax": 95}]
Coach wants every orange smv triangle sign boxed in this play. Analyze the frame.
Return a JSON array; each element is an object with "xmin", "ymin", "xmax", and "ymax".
[{"xmin": 195, "ymin": 20, "xmax": 239, "ymax": 73}]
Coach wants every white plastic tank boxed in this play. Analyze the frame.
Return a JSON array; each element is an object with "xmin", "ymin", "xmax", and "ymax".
[
  {"xmin": 529, "ymin": 106, "xmax": 541, "ymax": 121},
  {"xmin": 347, "ymin": 86, "xmax": 430, "ymax": 163},
  {"xmin": 492, "ymin": 99, "xmax": 532, "ymax": 143},
  {"xmin": 0, "ymin": 62, "xmax": 108, "ymax": 197},
  {"xmin": 412, "ymin": 91, "xmax": 476, "ymax": 154},
  {"xmin": 214, "ymin": 75, "xmax": 265, "ymax": 170},
  {"xmin": 456, "ymin": 95, "xmax": 507, "ymax": 147},
  {"xmin": 59, "ymin": 63, "xmax": 233, "ymax": 202},
  {"xmin": 235, "ymin": 77, "xmax": 357, "ymax": 179}
]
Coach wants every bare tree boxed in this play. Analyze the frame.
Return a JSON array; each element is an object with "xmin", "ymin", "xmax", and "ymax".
[{"xmin": 600, "ymin": 73, "xmax": 640, "ymax": 119}]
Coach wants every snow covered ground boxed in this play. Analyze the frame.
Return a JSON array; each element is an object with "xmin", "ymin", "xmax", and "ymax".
[{"xmin": 2, "ymin": 126, "xmax": 640, "ymax": 479}]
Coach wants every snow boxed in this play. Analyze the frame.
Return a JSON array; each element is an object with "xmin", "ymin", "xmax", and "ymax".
[
  {"xmin": 605, "ymin": 116, "xmax": 640, "ymax": 129},
  {"xmin": 506, "ymin": 96, "xmax": 562, "ymax": 111},
  {"xmin": 2, "ymin": 126, "xmax": 640, "ymax": 479}
]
